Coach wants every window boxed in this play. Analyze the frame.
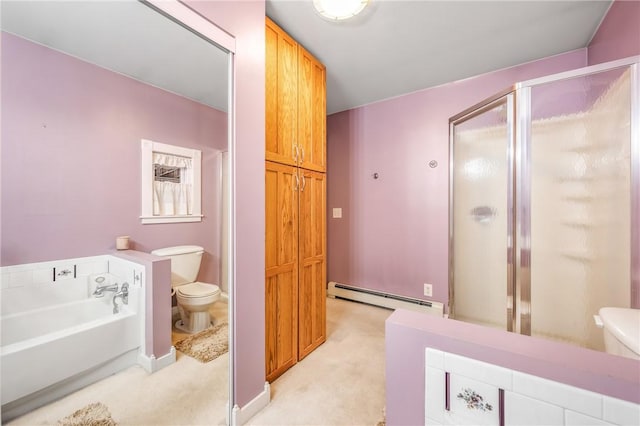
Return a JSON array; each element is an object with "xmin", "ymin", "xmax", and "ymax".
[{"xmin": 140, "ymin": 139, "xmax": 202, "ymax": 224}]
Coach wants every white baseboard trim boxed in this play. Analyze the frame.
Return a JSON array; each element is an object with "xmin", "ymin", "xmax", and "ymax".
[
  {"xmin": 327, "ymin": 281, "xmax": 444, "ymax": 316},
  {"xmin": 137, "ymin": 346, "xmax": 176, "ymax": 373},
  {"xmin": 230, "ymin": 382, "xmax": 271, "ymax": 425}
]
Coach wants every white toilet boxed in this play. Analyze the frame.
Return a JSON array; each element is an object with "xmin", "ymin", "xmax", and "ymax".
[
  {"xmin": 151, "ymin": 245, "xmax": 221, "ymax": 334},
  {"xmin": 595, "ymin": 307, "xmax": 640, "ymax": 360}
]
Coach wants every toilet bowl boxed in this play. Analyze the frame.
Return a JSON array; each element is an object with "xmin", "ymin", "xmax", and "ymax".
[
  {"xmin": 151, "ymin": 245, "xmax": 221, "ymax": 334},
  {"xmin": 595, "ymin": 307, "xmax": 640, "ymax": 360}
]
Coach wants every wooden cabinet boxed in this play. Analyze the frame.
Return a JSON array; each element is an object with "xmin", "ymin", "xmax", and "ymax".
[
  {"xmin": 266, "ymin": 17, "xmax": 326, "ymax": 172},
  {"xmin": 297, "ymin": 169, "xmax": 326, "ymax": 359},
  {"xmin": 264, "ymin": 163, "xmax": 327, "ymax": 381},
  {"xmin": 296, "ymin": 46, "xmax": 326, "ymax": 172},
  {"xmin": 265, "ymin": 162, "xmax": 299, "ymax": 381},
  {"xmin": 265, "ymin": 18, "xmax": 327, "ymax": 382},
  {"xmin": 265, "ymin": 19, "xmax": 298, "ymax": 167}
]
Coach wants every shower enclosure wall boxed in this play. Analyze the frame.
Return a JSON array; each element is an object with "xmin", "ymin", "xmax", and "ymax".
[{"xmin": 449, "ymin": 57, "xmax": 639, "ymax": 351}]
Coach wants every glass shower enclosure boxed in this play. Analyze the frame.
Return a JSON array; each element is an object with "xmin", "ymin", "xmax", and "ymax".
[{"xmin": 449, "ymin": 57, "xmax": 639, "ymax": 351}]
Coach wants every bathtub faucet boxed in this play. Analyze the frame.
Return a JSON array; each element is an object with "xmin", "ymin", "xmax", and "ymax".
[
  {"xmin": 93, "ymin": 283, "xmax": 118, "ymax": 297},
  {"xmin": 112, "ymin": 282, "xmax": 129, "ymax": 314}
]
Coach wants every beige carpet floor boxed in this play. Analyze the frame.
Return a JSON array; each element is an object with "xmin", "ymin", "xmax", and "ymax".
[
  {"xmin": 6, "ymin": 298, "xmax": 391, "ymax": 426},
  {"xmin": 246, "ymin": 298, "xmax": 391, "ymax": 426}
]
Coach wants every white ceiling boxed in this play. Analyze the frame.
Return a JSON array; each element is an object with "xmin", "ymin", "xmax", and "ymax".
[
  {"xmin": 266, "ymin": 0, "xmax": 613, "ymax": 114},
  {"xmin": 0, "ymin": 0, "xmax": 229, "ymax": 111},
  {"xmin": 1, "ymin": 1, "xmax": 613, "ymax": 116}
]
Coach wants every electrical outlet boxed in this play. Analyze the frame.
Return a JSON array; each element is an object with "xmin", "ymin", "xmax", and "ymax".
[{"xmin": 423, "ymin": 283, "xmax": 433, "ymax": 297}]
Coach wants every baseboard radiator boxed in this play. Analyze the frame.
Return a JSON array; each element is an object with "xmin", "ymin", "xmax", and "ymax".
[{"xmin": 327, "ymin": 282, "xmax": 444, "ymax": 317}]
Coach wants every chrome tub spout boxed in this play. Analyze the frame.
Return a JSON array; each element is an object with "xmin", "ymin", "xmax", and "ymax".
[
  {"xmin": 112, "ymin": 282, "xmax": 129, "ymax": 314},
  {"xmin": 93, "ymin": 283, "xmax": 118, "ymax": 297}
]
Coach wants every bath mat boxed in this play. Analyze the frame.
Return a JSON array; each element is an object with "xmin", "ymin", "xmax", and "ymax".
[
  {"xmin": 174, "ymin": 322, "xmax": 228, "ymax": 363},
  {"xmin": 58, "ymin": 402, "xmax": 116, "ymax": 426}
]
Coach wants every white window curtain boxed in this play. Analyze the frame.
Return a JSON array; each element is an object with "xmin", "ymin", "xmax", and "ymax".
[{"xmin": 153, "ymin": 153, "xmax": 193, "ymax": 215}]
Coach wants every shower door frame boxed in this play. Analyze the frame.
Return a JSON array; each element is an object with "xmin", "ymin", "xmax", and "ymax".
[
  {"xmin": 449, "ymin": 55, "xmax": 640, "ymax": 337},
  {"xmin": 448, "ymin": 88, "xmax": 518, "ymax": 332}
]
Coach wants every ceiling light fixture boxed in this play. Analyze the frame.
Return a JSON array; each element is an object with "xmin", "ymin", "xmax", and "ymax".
[{"xmin": 313, "ymin": 0, "xmax": 369, "ymax": 21}]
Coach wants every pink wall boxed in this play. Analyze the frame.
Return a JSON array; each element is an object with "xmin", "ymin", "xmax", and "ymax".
[
  {"xmin": 588, "ymin": 0, "xmax": 640, "ymax": 65},
  {"xmin": 184, "ymin": 0, "xmax": 266, "ymax": 409},
  {"xmin": 386, "ymin": 309, "xmax": 640, "ymax": 425},
  {"xmin": 1, "ymin": 32, "xmax": 226, "ymax": 288},
  {"xmin": 326, "ymin": 49, "xmax": 588, "ymax": 306}
]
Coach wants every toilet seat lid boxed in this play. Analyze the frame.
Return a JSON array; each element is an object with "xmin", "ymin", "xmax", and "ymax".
[
  {"xmin": 176, "ymin": 282, "xmax": 220, "ymax": 298},
  {"xmin": 599, "ymin": 307, "xmax": 640, "ymax": 355}
]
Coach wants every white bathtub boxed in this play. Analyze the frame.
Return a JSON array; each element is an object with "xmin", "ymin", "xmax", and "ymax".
[{"xmin": 0, "ymin": 258, "xmax": 144, "ymax": 421}]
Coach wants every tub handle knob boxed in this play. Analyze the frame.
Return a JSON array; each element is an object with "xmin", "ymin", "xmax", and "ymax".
[{"xmin": 113, "ymin": 282, "xmax": 129, "ymax": 314}]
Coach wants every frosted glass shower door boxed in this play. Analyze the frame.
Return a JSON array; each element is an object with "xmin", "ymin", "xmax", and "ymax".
[
  {"xmin": 450, "ymin": 95, "xmax": 513, "ymax": 330},
  {"xmin": 526, "ymin": 67, "xmax": 632, "ymax": 349}
]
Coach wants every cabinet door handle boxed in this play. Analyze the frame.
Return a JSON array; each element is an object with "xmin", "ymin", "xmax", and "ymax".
[
  {"xmin": 293, "ymin": 145, "xmax": 299, "ymax": 162},
  {"xmin": 300, "ymin": 147, "xmax": 305, "ymax": 163},
  {"xmin": 294, "ymin": 174, "xmax": 299, "ymax": 191},
  {"xmin": 301, "ymin": 175, "xmax": 306, "ymax": 192}
]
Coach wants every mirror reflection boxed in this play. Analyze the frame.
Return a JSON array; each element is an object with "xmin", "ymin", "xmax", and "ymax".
[{"xmin": 1, "ymin": 1, "xmax": 231, "ymax": 423}]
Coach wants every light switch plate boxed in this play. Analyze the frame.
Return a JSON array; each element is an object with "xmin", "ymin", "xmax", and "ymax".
[{"xmin": 332, "ymin": 208, "xmax": 342, "ymax": 218}]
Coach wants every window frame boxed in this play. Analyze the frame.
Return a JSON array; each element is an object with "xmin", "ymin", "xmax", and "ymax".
[{"xmin": 140, "ymin": 138, "xmax": 202, "ymax": 224}]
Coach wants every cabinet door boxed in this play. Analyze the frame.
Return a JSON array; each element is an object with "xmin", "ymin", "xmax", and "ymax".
[
  {"xmin": 297, "ymin": 45, "xmax": 326, "ymax": 172},
  {"xmin": 265, "ymin": 161, "xmax": 299, "ymax": 381},
  {"xmin": 298, "ymin": 169, "xmax": 326, "ymax": 358},
  {"xmin": 266, "ymin": 18, "xmax": 298, "ymax": 167}
]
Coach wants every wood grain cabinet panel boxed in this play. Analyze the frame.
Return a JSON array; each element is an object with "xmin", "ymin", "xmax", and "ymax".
[
  {"xmin": 265, "ymin": 162, "xmax": 299, "ymax": 382},
  {"xmin": 266, "ymin": 18, "xmax": 298, "ymax": 167},
  {"xmin": 297, "ymin": 46, "xmax": 326, "ymax": 172},
  {"xmin": 298, "ymin": 170, "xmax": 326, "ymax": 359}
]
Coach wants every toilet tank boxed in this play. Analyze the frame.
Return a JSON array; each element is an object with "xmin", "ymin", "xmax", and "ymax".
[{"xmin": 151, "ymin": 245, "xmax": 204, "ymax": 286}]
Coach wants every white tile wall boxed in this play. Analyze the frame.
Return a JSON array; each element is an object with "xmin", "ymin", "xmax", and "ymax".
[
  {"xmin": 426, "ymin": 348, "xmax": 444, "ymax": 369},
  {"xmin": 424, "ymin": 348, "xmax": 639, "ymax": 426},
  {"xmin": 0, "ymin": 255, "xmax": 145, "ymax": 316},
  {"xmin": 565, "ymin": 410, "xmax": 615, "ymax": 426},
  {"xmin": 0, "ymin": 273, "xmax": 9, "ymax": 289},
  {"xmin": 425, "ymin": 367, "xmax": 445, "ymax": 423},
  {"xmin": 512, "ymin": 371, "xmax": 602, "ymax": 419},
  {"xmin": 444, "ymin": 353, "xmax": 512, "ymax": 390},
  {"xmin": 76, "ymin": 259, "xmax": 109, "ymax": 277},
  {"xmin": 0, "ymin": 256, "xmax": 111, "ymax": 288},
  {"xmin": 108, "ymin": 258, "xmax": 143, "ymax": 288},
  {"xmin": 505, "ymin": 390, "xmax": 564, "ymax": 426},
  {"xmin": 603, "ymin": 396, "xmax": 640, "ymax": 425}
]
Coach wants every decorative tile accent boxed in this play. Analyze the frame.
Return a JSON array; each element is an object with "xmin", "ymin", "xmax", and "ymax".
[
  {"xmin": 448, "ymin": 373, "xmax": 500, "ymax": 425},
  {"xmin": 53, "ymin": 264, "xmax": 75, "ymax": 281},
  {"xmin": 457, "ymin": 388, "xmax": 493, "ymax": 411}
]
